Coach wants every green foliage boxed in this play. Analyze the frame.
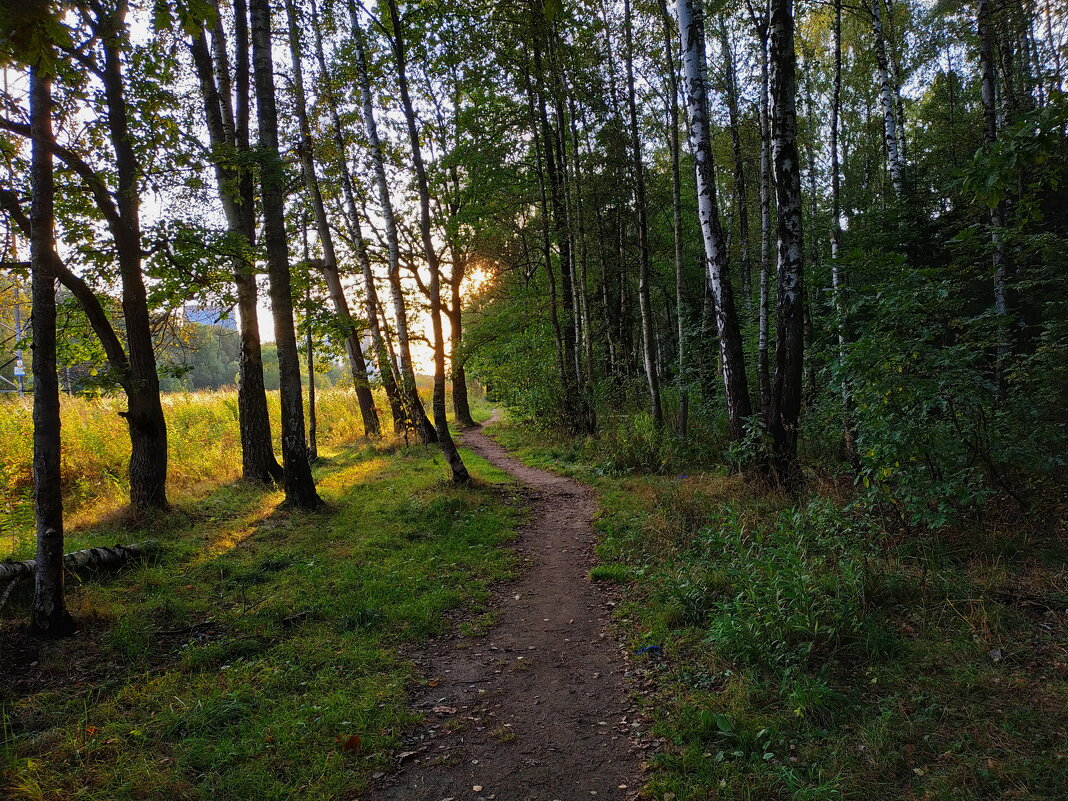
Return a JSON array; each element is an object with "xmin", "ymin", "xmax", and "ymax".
[
  {"xmin": 698, "ymin": 502, "xmax": 895, "ymax": 670},
  {"xmin": 522, "ymin": 421, "xmax": 1068, "ymax": 801},
  {"xmin": 588, "ymin": 563, "xmax": 632, "ymax": 582}
]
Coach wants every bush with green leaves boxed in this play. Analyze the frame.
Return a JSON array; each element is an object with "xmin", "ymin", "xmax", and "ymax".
[{"xmin": 696, "ymin": 502, "xmax": 894, "ymax": 671}]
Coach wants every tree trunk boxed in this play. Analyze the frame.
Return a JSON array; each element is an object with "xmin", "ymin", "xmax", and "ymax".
[
  {"xmin": 568, "ymin": 99, "xmax": 595, "ymax": 388},
  {"xmin": 525, "ymin": 60, "xmax": 567, "ymax": 390},
  {"xmin": 978, "ymin": 0, "xmax": 1010, "ymax": 397},
  {"xmin": 305, "ymin": 282, "xmax": 318, "ymax": 462},
  {"xmin": 720, "ymin": 22, "xmax": 753, "ymax": 307},
  {"xmin": 284, "ymin": 0, "xmax": 379, "ymax": 437},
  {"xmin": 99, "ymin": 6, "xmax": 168, "ymax": 511},
  {"xmin": 249, "ymin": 0, "xmax": 321, "ymax": 509},
  {"xmin": 350, "ymin": 3, "xmax": 436, "ymax": 444},
  {"xmin": 531, "ymin": 23, "xmax": 589, "ymax": 433},
  {"xmin": 830, "ymin": 0, "xmax": 859, "ymax": 470},
  {"xmin": 658, "ymin": 0, "xmax": 688, "ymax": 436},
  {"xmin": 624, "ymin": 0, "xmax": 663, "ymax": 427},
  {"xmin": 191, "ymin": 11, "xmax": 283, "ymax": 485},
  {"xmin": 2, "ymin": 542, "xmax": 154, "ymax": 584},
  {"xmin": 676, "ymin": 0, "xmax": 752, "ymax": 440},
  {"xmin": 28, "ymin": 64, "xmax": 73, "ymax": 637},
  {"xmin": 756, "ymin": 18, "xmax": 773, "ymax": 425},
  {"xmin": 768, "ymin": 0, "xmax": 805, "ymax": 488},
  {"xmin": 872, "ymin": 0, "xmax": 906, "ymax": 194},
  {"xmin": 449, "ymin": 252, "xmax": 477, "ymax": 428},
  {"xmin": 385, "ymin": 0, "xmax": 470, "ymax": 483}
]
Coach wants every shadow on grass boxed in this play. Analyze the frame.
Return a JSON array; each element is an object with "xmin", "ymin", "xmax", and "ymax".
[{"xmin": 1, "ymin": 432, "xmax": 522, "ymax": 800}]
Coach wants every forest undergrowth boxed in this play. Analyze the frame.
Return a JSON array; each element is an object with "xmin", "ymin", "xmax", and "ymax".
[{"xmin": 491, "ymin": 412, "xmax": 1068, "ymax": 801}]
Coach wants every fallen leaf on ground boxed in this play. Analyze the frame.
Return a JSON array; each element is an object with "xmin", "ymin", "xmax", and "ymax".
[
  {"xmin": 342, "ymin": 735, "xmax": 361, "ymax": 753},
  {"xmin": 432, "ymin": 705, "xmax": 457, "ymax": 715}
]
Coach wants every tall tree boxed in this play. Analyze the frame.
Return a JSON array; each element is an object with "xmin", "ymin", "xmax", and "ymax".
[
  {"xmin": 189, "ymin": 2, "xmax": 284, "ymax": 485},
  {"xmin": 829, "ymin": 0, "xmax": 859, "ymax": 469},
  {"xmin": 623, "ymin": 0, "xmax": 663, "ymax": 426},
  {"xmin": 871, "ymin": 0, "xmax": 906, "ymax": 193},
  {"xmin": 978, "ymin": 0, "xmax": 1010, "ymax": 395},
  {"xmin": 93, "ymin": 3, "xmax": 171, "ymax": 511},
  {"xmin": 720, "ymin": 22, "xmax": 753, "ymax": 305},
  {"xmin": 307, "ymin": 0, "xmax": 407, "ymax": 433},
  {"xmin": 349, "ymin": 2, "xmax": 436, "ymax": 444},
  {"xmin": 676, "ymin": 0, "xmax": 752, "ymax": 440},
  {"xmin": 757, "ymin": 12, "xmax": 774, "ymax": 424},
  {"xmin": 249, "ymin": 0, "xmax": 320, "ymax": 508},
  {"xmin": 768, "ymin": 0, "xmax": 805, "ymax": 485},
  {"xmin": 385, "ymin": 0, "xmax": 470, "ymax": 483},
  {"xmin": 29, "ymin": 61, "xmax": 73, "ymax": 636},
  {"xmin": 284, "ymin": 0, "xmax": 380, "ymax": 437},
  {"xmin": 657, "ymin": 0, "xmax": 688, "ymax": 436}
]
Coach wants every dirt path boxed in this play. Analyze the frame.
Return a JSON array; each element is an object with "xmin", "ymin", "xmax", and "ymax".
[{"xmin": 374, "ymin": 417, "xmax": 640, "ymax": 801}]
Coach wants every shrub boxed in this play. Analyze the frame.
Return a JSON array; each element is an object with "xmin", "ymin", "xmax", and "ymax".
[{"xmin": 699, "ymin": 502, "xmax": 894, "ymax": 670}]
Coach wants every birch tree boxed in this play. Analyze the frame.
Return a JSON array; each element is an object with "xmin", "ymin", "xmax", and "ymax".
[
  {"xmin": 768, "ymin": 0, "xmax": 805, "ymax": 485},
  {"xmin": 829, "ymin": 0, "xmax": 859, "ymax": 469},
  {"xmin": 657, "ymin": 0, "xmax": 688, "ymax": 436},
  {"xmin": 0, "ymin": 3, "xmax": 172, "ymax": 511},
  {"xmin": 307, "ymin": 0, "xmax": 407, "ymax": 433},
  {"xmin": 871, "ymin": 0, "xmax": 906, "ymax": 193},
  {"xmin": 189, "ymin": 2, "xmax": 283, "ymax": 485},
  {"xmin": 623, "ymin": 0, "xmax": 662, "ymax": 426},
  {"xmin": 676, "ymin": 0, "xmax": 752, "ymax": 440},
  {"xmin": 284, "ymin": 0, "xmax": 380, "ymax": 437},
  {"xmin": 350, "ymin": 2, "xmax": 436, "ymax": 444},
  {"xmin": 29, "ymin": 58, "xmax": 73, "ymax": 636}
]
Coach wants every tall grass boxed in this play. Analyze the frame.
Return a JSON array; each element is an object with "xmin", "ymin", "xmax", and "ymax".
[{"xmin": 0, "ymin": 388, "xmax": 373, "ymax": 558}]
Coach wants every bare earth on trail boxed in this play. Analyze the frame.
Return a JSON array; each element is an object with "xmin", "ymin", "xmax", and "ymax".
[{"xmin": 375, "ymin": 418, "xmax": 640, "ymax": 801}]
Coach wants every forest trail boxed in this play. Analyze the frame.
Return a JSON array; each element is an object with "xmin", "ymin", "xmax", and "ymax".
[{"xmin": 375, "ymin": 415, "xmax": 639, "ymax": 801}]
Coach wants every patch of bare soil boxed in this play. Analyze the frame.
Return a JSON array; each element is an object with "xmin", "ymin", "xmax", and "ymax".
[{"xmin": 374, "ymin": 418, "xmax": 641, "ymax": 801}]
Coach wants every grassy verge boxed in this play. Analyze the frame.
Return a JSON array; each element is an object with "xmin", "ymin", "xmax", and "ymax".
[
  {"xmin": 489, "ymin": 418, "xmax": 1068, "ymax": 801},
  {"xmin": 1, "ymin": 424, "xmax": 519, "ymax": 799}
]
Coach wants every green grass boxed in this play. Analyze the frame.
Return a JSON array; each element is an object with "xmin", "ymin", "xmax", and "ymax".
[
  {"xmin": 1, "ymin": 431, "xmax": 522, "ymax": 800},
  {"xmin": 1, "ymin": 383, "xmax": 494, "ymax": 561},
  {"xmin": 490, "ymin": 418, "xmax": 1068, "ymax": 801}
]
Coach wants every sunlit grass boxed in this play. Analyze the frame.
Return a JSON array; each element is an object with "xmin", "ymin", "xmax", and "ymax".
[
  {"xmin": 1, "ymin": 383, "xmax": 492, "ymax": 560},
  {"xmin": 1, "ymin": 420, "xmax": 521, "ymax": 800}
]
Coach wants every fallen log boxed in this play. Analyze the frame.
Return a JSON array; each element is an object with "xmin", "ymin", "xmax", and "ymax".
[{"xmin": 0, "ymin": 541, "xmax": 155, "ymax": 583}]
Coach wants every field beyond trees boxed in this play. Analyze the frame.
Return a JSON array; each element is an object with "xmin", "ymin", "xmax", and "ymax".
[{"xmin": 1, "ymin": 388, "xmax": 381, "ymax": 558}]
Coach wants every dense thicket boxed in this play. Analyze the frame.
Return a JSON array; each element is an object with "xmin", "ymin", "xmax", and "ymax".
[{"xmin": 1, "ymin": 0, "xmax": 1066, "ymax": 628}]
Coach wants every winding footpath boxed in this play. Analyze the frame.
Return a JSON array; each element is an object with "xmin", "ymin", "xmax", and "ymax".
[{"xmin": 375, "ymin": 417, "xmax": 640, "ymax": 801}]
